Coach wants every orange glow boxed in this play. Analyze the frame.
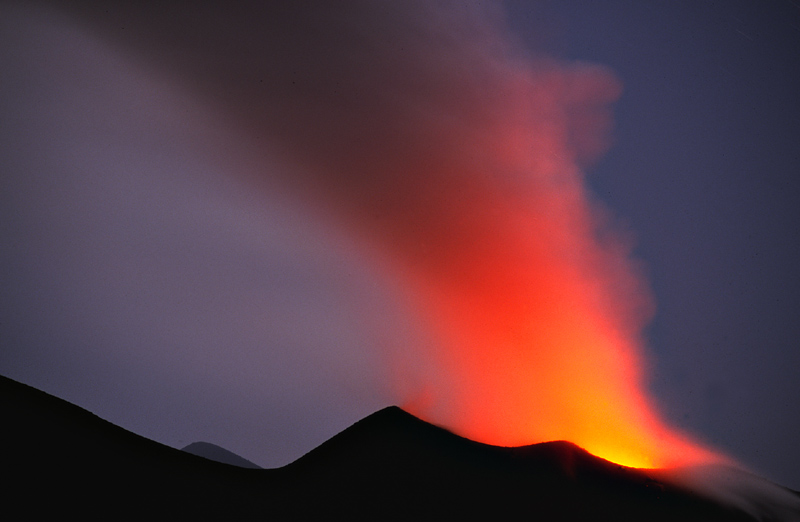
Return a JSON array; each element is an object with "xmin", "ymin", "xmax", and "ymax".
[
  {"xmin": 353, "ymin": 65, "xmax": 725, "ymax": 470},
  {"xmin": 365, "ymin": 71, "xmax": 723, "ymax": 468},
  {"xmin": 389, "ymin": 207, "xmax": 721, "ymax": 468},
  {"xmin": 233, "ymin": 3, "xmax": 726, "ymax": 471},
  {"xmin": 389, "ymin": 211, "xmax": 719, "ymax": 469}
]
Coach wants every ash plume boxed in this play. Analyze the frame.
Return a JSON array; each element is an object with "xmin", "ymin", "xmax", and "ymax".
[
  {"xmin": 5, "ymin": 2, "xmax": 798, "ymax": 517},
  {"xmin": 25, "ymin": 0, "xmax": 707, "ymax": 467}
]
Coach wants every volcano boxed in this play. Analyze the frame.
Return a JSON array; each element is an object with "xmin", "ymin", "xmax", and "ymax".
[{"xmin": 4, "ymin": 375, "xmax": 795, "ymax": 520}]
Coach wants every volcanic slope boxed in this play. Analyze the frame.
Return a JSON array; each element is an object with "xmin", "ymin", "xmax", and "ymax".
[
  {"xmin": 182, "ymin": 441, "xmax": 262, "ymax": 469},
  {"xmin": 0, "ymin": 374, "xmax": 776, "ymax": 520}
]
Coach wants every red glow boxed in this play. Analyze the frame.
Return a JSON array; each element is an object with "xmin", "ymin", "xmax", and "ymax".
[
  {"xmin": 323, "ymin": 61, "xmax": 726, "ymax": 470},
  {"xmin": 226, "ymin": 3, "xmax": 726, "ymax": 471},
  {"xmin": 389, "ymin": 183, "xmax": 719, "ymax": 469},
  {"xmin": 367, "ymin": 66, "xmax": 723, "ymax": 470}
]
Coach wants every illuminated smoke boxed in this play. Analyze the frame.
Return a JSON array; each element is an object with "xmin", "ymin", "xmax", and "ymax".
[{"xmin": 44, "ymin": 1, "xmax": 723, "ymax": 469}]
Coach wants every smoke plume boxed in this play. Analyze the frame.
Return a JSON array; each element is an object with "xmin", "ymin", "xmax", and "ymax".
[{"xmin": 31, "ymin": 0, "xmax": 731, "ymax": 470}]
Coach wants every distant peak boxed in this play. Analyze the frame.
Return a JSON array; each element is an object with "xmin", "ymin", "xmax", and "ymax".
[{"xmin": 181, "ymin": 441, "xmax": 261, "ymax": 469}]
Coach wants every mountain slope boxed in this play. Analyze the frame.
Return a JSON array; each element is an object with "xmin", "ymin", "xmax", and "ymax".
[
  {"xmin": 0, "ymin": 374, "xmax": 774, "ymax": 520},
  {"xmin": 283, "ymin": 406, "xmax": 755, "ymax": 520},
  {"xmin": 181, "ymin": 441, "xmax": 261, "ymax": 469},
  {"xmin": 0, "ymin": 375, "xmax": 274, "ymax": 519}
]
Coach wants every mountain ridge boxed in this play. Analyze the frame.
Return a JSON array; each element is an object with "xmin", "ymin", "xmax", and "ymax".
[
  {"xmin": 0, "ymin": 374, "xmax": 781, "ymax": 520},
  {"xmin": 181, "ymin": 441, "xmax": 262, "ymax": 469}
]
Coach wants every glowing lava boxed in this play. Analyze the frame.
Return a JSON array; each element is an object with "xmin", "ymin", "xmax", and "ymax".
[{"xmin": 387, "ymin": 155, "xmax": 719, "ymax": 469}]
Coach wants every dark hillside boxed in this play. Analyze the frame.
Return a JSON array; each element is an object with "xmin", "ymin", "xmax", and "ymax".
[
  {"xmin": 283, "ymin": 405, "xmax": 753, "ymax": 520},
  {"xmin": 0, "ymin": 375, "xmax": 274, "ymax": 519},
  {"xmin": 0, "ymin": 374, "xmax": 761, "ymax": 520},
  {"xmin": 181, "ymin": 441, "xmax": 261, "ymax": 469}
]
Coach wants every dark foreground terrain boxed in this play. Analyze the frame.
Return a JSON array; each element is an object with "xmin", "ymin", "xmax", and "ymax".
[{"xmin": 0, "ymin": 374, "xmax": 786, "ymax": 520}]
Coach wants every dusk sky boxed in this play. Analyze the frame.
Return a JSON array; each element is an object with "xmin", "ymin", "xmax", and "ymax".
[{"xmin": 2, "ymin": 1, "xmax": 799, "ymax": 490}]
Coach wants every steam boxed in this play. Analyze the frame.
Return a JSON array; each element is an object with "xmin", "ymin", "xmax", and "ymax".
[{"xmin": 659, "ymin": 465, "xmax": 800, "ymax": 521}]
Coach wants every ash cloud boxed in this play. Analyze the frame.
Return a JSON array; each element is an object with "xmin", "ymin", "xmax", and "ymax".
[
  {"xmin": 14, "ymin": 0, "xmax": 686, "ymax": 464},
  {"xmin": 89, "ymin": 0, "xmax": 679, "ymax": 466},
  {"xmin": 7, "ymin": 2, "xmax": 797, "ymax": 514}
]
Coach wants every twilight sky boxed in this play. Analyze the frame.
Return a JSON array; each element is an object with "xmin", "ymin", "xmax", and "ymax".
[{"xmin": 1, "ymin": 1, "xmax": 798, "ymax": 489}]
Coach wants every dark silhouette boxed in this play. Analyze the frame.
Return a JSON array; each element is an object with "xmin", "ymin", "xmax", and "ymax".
[
  {"xmin": 1, "ymin": 374, "xmax": 781, "ymax": 520},
  {"xmin": 181, "ymin": 441, "xmax": 261, "ymax": 469}
]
